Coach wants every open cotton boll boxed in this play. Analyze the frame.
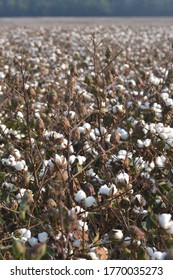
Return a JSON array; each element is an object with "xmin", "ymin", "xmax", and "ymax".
[
  {"xmin": 82, "ymin": 123, "xmax": 91, "ymax": 132},
  {"xmin": 69, "ymin": 155, "xmax": 76, "ymax": 165},
  {"xmin": 78, "ymin": 220, "xmax": 88, "ymax": 231},
  {"xmin": 73, "ymin": 239, "xmax": 81, "ymax": 248},
  {"xmin": 116, "ymin": 128, "xmax": 129, "ymax": 140},
  {"xmin": 111, "ymin": 229, "xmax": 124, "ymax": 240},
  {"xmin": 155, "ymin": 155, "xmax": 166, "ymax": 168},
  {"xmin": 88, "ymin": 252, "xmax": 99, "ymax": 260},
  {"xmin": 144, "ymin": 138, "xmax": 151, "ymax": 147},
  {"xmin": 116, "ymin": 171, "xmax": 129, "ymax": 186},
  {"xmin": 28, "ymin": 237, "xmax": 39, "ymax": 247},
  {"xmin": 84, "ymin": 196, "xmax": 96, "ymax": 208},
  {"xmin": 98, "ymin": 184, "xmax": 110, "ymax": 196},
  {"xmin": 166, "ymin": 226, "xmax": 173, "ymax": 234},
  {"xmin": 159, "ymin": 213, "xmax": 172, "ymax": 229},
  {"xmin": 12, "ymin": 228, "xmax": 31, "ymax": 242},
  {"xmin": 89, "ymin": 130, "xmax": 97, "ymax": 141},
  {"xmin": 38, "ymin": 232, "xmax": 48, "ymax": 243},
  {"xmin": 149, "ymin": 75, "xmax": 160, "ymax": 85},
  {"xmin": 161, "ymin": 92, "xmax": 169, "ymax": 101},
  {"xmin": 152, "ymin": 251, "xmax": 166, "ymax": 260},
  {"xmin": 14, "ymin": 161, "xmax": 25, "ymax": 171},
  {"xmin": 74, "ymin": 190, "xmax": 87, "ymax": 203},
  {"xmin": 137, "ymin": 139, "xmax": 144, "ymax": 148},
  {"xmin": 13, "ymin": 149, "xmax": 21, "ymax": 159},
  {"xmin": 22, "ymin": 229, "xmax": 32, "ymax": 240},
  {"xmin": 54, "ymin": 154, "xmax": 62, "ymax": 165},
  {"xmin": 76, "ymin": 155, "xmax": 86, "ymax": 165}
]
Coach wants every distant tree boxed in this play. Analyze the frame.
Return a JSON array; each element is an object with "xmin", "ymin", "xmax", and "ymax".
[{"xmin": 0, "ymin": 0, "xmax": 173, "ymax": 17}]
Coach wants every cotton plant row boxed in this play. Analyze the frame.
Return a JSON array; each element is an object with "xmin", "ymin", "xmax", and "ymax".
[{"xmin": 1, "ymin": 23, "xmax": 173, "ymax": 260}]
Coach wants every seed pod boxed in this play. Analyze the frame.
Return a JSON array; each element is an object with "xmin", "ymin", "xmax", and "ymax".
[
  {"xmin": 47, "ymin": 89, "xmax": 58, "ymax": 105},
  {"xmin": 70, "ymin": 64, "xmax": 78, "ymax": 77},
  {"xmin": 110, "ymin": 131, "xmax": 120, "ymax": 144},
  {"xmin": 35, "ymin": 118, "xmax": 45, "ymax": 135},
  {"xmin": 105, "ymin": 47, "xmax": 112, "ymax": 60},
  {"xmin": 129, "ymin": 226, "xmax": 145, "ymax": 240},
  {"xmin": 12, "ymin": 239, "xmax": 25, "ymax": 260},
  {"xmin": 28, "ymin": 87, "xmax": 36, "ymax": 98},
  {"xmin": 164, "ymin": 249, "xmax": 173, "ymax": 260}
]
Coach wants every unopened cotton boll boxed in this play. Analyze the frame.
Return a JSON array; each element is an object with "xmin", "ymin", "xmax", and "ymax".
[
  {"xmin": 74, "ymin": 190, "xmax": 87, "ymax": 203},
  {"xmin": 38, "ymin": 232, "xmax": 48, "ymax": 243},
  {"xmin": 28, "ymin": 237, "xmax": 39, "ymax": 247}
]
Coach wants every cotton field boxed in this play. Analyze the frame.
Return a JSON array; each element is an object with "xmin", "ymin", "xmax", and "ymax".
[{"xmin": 0, "ymin": 18, "xmax": 173, "ymax": 260}]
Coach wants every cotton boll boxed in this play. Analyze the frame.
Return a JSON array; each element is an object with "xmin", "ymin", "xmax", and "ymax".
[
  {"xmin": 116, "ymin": 171, "xmax": 129, "ymax": 187},
  {"xmin": 137, "ymin": 139, "xmax": 144, "ymax": 148},
  {"xmin": 165, "ymin": 98, "xmax": 173, "ymax": 108},
  {"xmin": 149, "ymin": 75, "xmax": 160, "ymax": 85},
  {"xmin": 14, "ymin": 161, "xmax": 25, "ymax": 171},
  {"xmin": 78, "ymin": 126, "xmax": 85, "ymax": 133},
  {"xmin": 74, "ymin": 190, "xmax": 87, "ymax": 203},
  {"xmin": 108, "ymin": 184, "xmax": 118, "ymax": 196},
  {"xmin": 159, "ymin": 132, "xmax": 168, "ymax": 140},
  {"xmin": 12, "ymin": 228, "xmax": 31, "ymax": 242},
  {"xmin": 77, "ymin": 155, "xmax": 86, "ymax": 165},
  {"xmin": 13, "ymin": 149, "xmax": 21, "ymax": 159},
  {"xmin": 83, "ymin": 123, "xmax": 91, "ymax": 132},
  {"xmin": 73, "ymin": 239, "xmax": 81, "ymax": 248},
  {"xmin": 152, "ymin": 251, "xmax": 166, "ymax": 260},
  {"xmin": 84, "ymin": 196, "xmax": 96, "ymax": 208},
  {"xmin": 22, "ymin": 229, "xmax": 31, "ymax": 241},
  {"xmin": 88, "ymin": 252, "xmax": 99, "ymax": 260},
  {"xmin": 159, "ymin": 213, "xmax": 172, "ymax": 229},
  {"xmin": 28, "ymin": 237, "xmax": 39, "ymax": 247},
  {"xmin": 123, "ymin": 236, "xmax": 131, "ymax": 246},
  {"xmin": 155, "ymin": 155, "xmax": 166, "ymax": 168},
  {"xmin": 38, "ymin": 232, "xmax": 48, "ymax": 243},
  {"xmin": 112, "ymin": 229, "xmax": 123, "ymax": 240},
  {"xmin": 98, "ymin": 184, "xmax": 110, "ymax": 196},
  {"xmin": 144, "ymin": 138, "xmax": 151, "ymax": 147},
  {"xmin": 78, "ymin": 220, "xmax": 88, "ymax": 231},
  {"xmin": 54, "ymin": 154, "xmax": 62, "ymax": 165},
  {"xmin": 116, "ymin": 128, "xmax": 129, "ymax": 140},
  {"xmin": 166, "ymin": 226, "xmax": 173, "ymax": 234},
  {"xmin": 69, "ymin": 155, "xmax": 76, "ymax": 165},
  {"xmin": 89, "ymin": 131, "xmax": 97, "ymax": 141},
  {"xmin": 161, "ymin": 92, "xmax": 169, "ymax": 101}
]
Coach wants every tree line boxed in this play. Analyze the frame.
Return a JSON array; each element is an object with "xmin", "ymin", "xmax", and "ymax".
[{"xmin": 0, "ymin": 0, "xmax": 172, "ymax": 16}]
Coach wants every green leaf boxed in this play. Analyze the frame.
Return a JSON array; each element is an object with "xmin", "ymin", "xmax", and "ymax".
[{"xmin": 0, "ymin": 172, "xmax": 7, "ymax": 181}]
